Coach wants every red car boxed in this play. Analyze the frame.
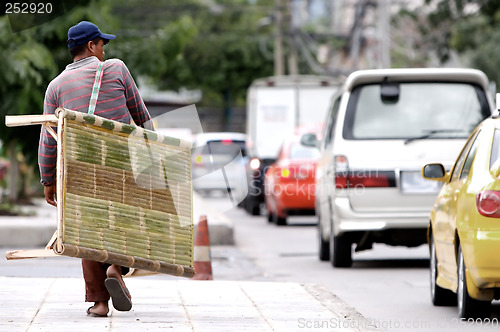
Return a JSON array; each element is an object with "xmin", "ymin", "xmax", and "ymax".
[{"xmin": 264, "ymin": 135, "xmax": 320, "ymax": 225}]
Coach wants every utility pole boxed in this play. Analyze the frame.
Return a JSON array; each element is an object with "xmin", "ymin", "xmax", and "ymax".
[
  {"xmin": 287, "ymin": 0, "xmax": 298, "ymax": 75},
  {"xmin": 378, "ymin": 0, "xmax": 391, "ymax": 68},
  {"xmin": 274, "ymin": 0, "xmax": 284, "ymax": 76},
  {"xmin": 329, "ymin": 0, "xmax": 344, "ymax": 71},
  {"xmin": 349, "ymin": 0, "xmax": 365, "ymax": 69}
]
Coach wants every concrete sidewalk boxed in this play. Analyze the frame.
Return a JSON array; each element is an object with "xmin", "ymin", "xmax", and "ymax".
[
  {"xmin": 0, "ymin": 276, "xmax": 376, "ymax": 332},
  {"xmin": 0, "ymin": 196, "xmax": 376, "ymax": 331}
]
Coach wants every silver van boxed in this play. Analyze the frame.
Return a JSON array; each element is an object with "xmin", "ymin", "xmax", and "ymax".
[{"xmin": 312, "ymin": 68, "xmax": 494, "ymax": 267}]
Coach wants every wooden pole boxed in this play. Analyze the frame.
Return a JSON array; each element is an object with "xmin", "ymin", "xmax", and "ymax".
[
  {"xmin": 55, "ymin": 110, "xmax": 66, "ymax": 253},
  {"xmin": 58, "ymin": 243, "xmax": 194, "ymax": 278}
]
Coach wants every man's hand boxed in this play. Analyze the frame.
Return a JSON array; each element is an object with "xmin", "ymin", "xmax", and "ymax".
[{"xmin": 44, "ymin": 184, "xmax": 57, "ymax": 207}]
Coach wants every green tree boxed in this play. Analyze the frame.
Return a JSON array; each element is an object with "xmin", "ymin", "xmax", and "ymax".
[
  {"xmin": 0, "ymin": 16, "xmax": 57, "ymax": 201},
  {"xmin": 403, "ymin": 0, "xmax": 500, "ymax": 86},
  {"xmin": 0, "ymin": 0, "xmax": 114, "ymax": 201},
  {"xmin": 108, "ymin": 0, "xmax": 274, "ymax": 128},
  {"xmin": 1, "ymin": 0, "xmax": 276, "ymax": 200},
  {"xmin": 0, "ymin": 16, "xmax": 56, "ymax": 159}
]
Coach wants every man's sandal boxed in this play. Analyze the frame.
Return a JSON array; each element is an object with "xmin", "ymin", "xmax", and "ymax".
[
  {"xmin": 104, "ymin": 277, "xmax": 132, "ymax": 311},
  {"xmin": 86, "ymin": 306, "xmax": 108, "ymax": 317}
]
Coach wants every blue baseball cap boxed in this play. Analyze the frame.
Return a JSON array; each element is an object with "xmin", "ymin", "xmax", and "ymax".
[{"xmin": 67, "ymin": 21, "xmax": 116, "ymax": 49}]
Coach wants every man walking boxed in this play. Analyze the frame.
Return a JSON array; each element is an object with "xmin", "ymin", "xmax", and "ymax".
[{"xmin": 38, "ymin": 21, "xmax": 154, "ymax": 317}]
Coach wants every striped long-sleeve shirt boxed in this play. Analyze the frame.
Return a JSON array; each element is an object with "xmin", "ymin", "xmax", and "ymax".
[{"xmin": 39, "ymin": 56, "xmax": 154, "ymax": 186}]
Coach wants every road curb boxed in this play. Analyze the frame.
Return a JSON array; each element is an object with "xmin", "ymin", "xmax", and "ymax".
[
  {"xmin": 303, "ymin": 284, "xmax": 379, "ymax": 331},
  {"xmin": 193, "ymin": 191, "xmax": 235, "ymax": 245},
  {"xmin": 0, "ymin": 220, "xmax": 55, "ymax": 247}
]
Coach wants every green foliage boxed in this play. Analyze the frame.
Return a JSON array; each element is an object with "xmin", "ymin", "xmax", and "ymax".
[
  {"xmin": 108, "ymin": 0, "xmax": 274, "ymax": 107},
  {"xmin": 0, "ymin": 16, "xmax": 57, "ymax": 161},
  {"xmin": 0, "ymin": 0, "xmax": 115, "ymax": 162},
  {"xmin": 1, "ymin": 0, "xmax": 273, "ymax": 162},
  {"xmin": 449, "ymin": 15, "xmax": 488, "ymax": 53},
  {"xmin": 123, "ymin": 15, "xmax": 199, "ymax": 85},
  {"xmin": 468, "ymin": 29, "xmax": 500, "ymax": 86},
  {"xmin": 404, "ymin": 0, "xmax": 500, "ymax": 87}
]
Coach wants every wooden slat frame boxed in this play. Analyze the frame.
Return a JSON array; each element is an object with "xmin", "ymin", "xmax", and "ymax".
[
  {"xmin": 5, "ymin": 108, "xmax": 195, "ymax": 278},
  {"xmin": 5, "ymin": 114, "xmax": 58, "ymax": 127}
]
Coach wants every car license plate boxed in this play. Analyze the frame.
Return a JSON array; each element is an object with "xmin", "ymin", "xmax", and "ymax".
[{"xmin": 400, "ymin": 171, "xmax": 442, "ymax": 194}]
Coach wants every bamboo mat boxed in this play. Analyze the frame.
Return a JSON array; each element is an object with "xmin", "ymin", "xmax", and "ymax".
[{"xmin": 56, "ymin": 109, "xmax": 194, "ymax": 277}]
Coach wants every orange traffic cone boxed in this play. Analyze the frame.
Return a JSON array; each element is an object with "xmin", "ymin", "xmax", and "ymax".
[{"xmin": 193, "ymin": 215, "xmax": 213, "ymax": 280}]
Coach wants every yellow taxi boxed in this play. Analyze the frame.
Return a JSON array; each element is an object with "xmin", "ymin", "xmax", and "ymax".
[{"xmin": 423, "ymin": 116, "xmax": 500, "ymax": 318}]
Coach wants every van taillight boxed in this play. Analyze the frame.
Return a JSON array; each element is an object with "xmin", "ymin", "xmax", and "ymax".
[
  {"xmin": 334, "ymin": 155, "xmax": 348, "ymax": 171},
  {"xmin": 476, "ymin": 191, "xmax": 500, "ymax": 217},
  {"xmin": 334, "ymin": 155, "xmax": 390, "ymax": 188},
  {"xmin": 335, "ymin": 174, "xmax": 348, "ymax": 188},
  {"xmin": 335, "ymin": 172, "xmax": 390, "ymax": 189}
]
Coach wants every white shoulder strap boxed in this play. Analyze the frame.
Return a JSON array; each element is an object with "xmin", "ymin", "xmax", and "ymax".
[{"xmin": 88, "ymin": 61, "xmax": 105, "ymax": 115}]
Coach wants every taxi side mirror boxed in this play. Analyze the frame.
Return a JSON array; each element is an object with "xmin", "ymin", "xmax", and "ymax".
[{"xmin": 422, "ymin": 163, "xmax": 449, "ymax": 182}]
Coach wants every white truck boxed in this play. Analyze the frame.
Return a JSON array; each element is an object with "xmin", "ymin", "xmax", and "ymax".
[{"xmin": 243, "ymin": 75, "xmax": 340, "ymax": 215}]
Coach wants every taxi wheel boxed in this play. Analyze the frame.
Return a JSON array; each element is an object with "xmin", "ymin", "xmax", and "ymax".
[
  {"xmin": 457, "ymin": 245, "xmax": 491, "ymax": 318},
  {"xmin": 250, "ymin": 204, "xmax": 261, "ymax": 216},
  {"xmin": 429, "ymin": 234, "xmax": 456, "ymax": 306},
  {"xmin": 318, "ymin": 218, "xmax": 330, "ymax": 261},
  {"xmin": 330, "ymin": 222, "xmax": 352, "ymax": 267},
  {"xmin": 275, "ymin": 214, "xmax": 287, "ymax": 226},
  {"xmin": 266, "ymin": 203, "xmax": 274, "ymax": 223},
  {"xmin": 248, "ymin": 201, "xmax": 260, "ymax": 216},
  {"xmin": 245, "ymin": 197, "xmax": 261, "ymax": 216}
]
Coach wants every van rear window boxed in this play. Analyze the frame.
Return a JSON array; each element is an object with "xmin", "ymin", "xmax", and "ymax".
[
  {"xmin": 200, "ymin": 140, "xmax": 246, "ymax": 157},
  {"xmin": 343, "ymin": 82, "xmax": 490, "ymax": 140}
]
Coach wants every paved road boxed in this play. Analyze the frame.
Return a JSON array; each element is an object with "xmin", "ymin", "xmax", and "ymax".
[{"xmin": 210, "ymin": 196, "xmax": 500, "ymax": 332}]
